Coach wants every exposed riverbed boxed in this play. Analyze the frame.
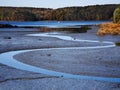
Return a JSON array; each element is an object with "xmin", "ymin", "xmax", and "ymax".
[{"xmin": 0, "ymin": 25, "xmax": 120, "ymax": 90}]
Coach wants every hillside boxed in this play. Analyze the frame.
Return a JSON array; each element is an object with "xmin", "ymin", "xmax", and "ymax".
[{"xmin": 0, "ymin": 4, "xmax": 119, "ymax": 21}]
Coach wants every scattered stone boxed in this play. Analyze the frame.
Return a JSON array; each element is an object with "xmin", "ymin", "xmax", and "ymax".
[
  {"xmin": 47, "ymin": 54, "xmax": 51, "ymax": 56},
  {"xmin": 3, "ymin": 36, "xmax": 12, "ymax": 39},
  {"xmin": 38, "ymin": 38, "xmax": 42, "ymax": 41},
  {"xmin": 61, "ymin": 75, "xmax": 63, "ymax": 77},
  {"xmin": 117, "ymin": 84, "xmax": 120, "ymax": 88}
]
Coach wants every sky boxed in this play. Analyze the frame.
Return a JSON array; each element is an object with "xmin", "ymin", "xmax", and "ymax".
[{"xmin": 0, "ymin": 0, "xmax": 119, "ymax": 9}]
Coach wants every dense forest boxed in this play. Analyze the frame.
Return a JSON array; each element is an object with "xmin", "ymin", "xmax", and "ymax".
[{"xmin": 0, "ymin": 4, "xmax": 119, "ymax": 21}]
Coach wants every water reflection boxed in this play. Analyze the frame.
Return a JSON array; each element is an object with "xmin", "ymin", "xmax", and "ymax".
[{"xmin": 39, "ymin": 25, "xmax": 91, "ymax": 33}]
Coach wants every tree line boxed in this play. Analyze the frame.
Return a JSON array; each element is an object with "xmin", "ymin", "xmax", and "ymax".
[{"xmin": 0, "ymin": 4, "xmax": 119, "ymax": 21}]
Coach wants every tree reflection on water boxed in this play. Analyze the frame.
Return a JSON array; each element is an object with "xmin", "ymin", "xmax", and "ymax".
[{"xmin": 40, "ymin": 25, "xmax": 91, "ymax": 33}]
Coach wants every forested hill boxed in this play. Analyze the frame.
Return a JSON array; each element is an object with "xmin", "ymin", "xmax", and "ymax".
[{"xmin": 0, "ymin": 4, "xmax": 119, "ymax": 21}]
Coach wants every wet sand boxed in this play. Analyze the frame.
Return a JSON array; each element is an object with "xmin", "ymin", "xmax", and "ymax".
[
  {"xmin": 14, "ymin": 47, "xmax": 120, "ymax": 78},
  {"xmin": 0, "ymin": 26, "xmax": 120, "ymax": 90}
]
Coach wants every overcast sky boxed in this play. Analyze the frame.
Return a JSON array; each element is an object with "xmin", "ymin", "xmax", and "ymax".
[{"xmin": 0, "ymin": 0, "xmax": 119, "ymax": 9}]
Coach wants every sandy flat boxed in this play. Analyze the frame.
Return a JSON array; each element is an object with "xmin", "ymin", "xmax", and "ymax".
[
  {"xmin": 0, "ymin": 26, "xmax": 120, "ymax": 90},
  {"xmin": 14, "ymin": 47, "xmax": 120, "ymax": 78}
]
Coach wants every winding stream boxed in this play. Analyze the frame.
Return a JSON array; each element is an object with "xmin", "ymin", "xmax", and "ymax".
[{"xmin": 0, "ymin": 33, "xmax": 120, "ymax": 83}]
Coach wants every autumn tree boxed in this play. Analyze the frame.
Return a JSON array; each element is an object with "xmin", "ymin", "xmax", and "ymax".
[{"xmin": 12, "ymin": 10, "xmax": 37, "ymax": 21}]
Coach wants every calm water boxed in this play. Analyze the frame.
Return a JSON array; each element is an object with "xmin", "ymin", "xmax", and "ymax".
[{"xmin": 0, "ymin": 21, "xmax": 110, "ymax": 28}]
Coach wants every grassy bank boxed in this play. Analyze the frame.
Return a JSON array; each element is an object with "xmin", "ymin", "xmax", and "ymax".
[{"xmin": 97, "ymin": 22, "xmax": 120, "ymax": 36}]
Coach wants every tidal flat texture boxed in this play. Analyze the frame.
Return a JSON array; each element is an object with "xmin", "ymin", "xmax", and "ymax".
[{"xmin": 0, "ymin": 26, "xmax": 120, "ymax": 90}]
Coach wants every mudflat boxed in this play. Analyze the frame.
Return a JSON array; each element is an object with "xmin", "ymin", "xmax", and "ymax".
[{"xmin": 0, "ymin": 26, "xmax": 120, "ymax": 90}]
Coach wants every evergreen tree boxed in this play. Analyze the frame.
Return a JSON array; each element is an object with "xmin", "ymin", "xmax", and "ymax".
[{"xmin": 113, "ymin": 7, "xmax": 120, "ymax": 23}]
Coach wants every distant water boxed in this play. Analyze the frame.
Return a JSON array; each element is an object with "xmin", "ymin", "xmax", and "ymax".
[{"xmin": 0, "ymin": 21, "xmax": 111, "ymax": 28}]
